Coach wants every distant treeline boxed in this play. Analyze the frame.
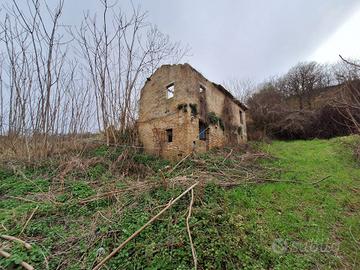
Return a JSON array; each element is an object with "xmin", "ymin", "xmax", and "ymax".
[{"xmin": 243, "ymin": 61, "xmax": 360, "ymax": 140}]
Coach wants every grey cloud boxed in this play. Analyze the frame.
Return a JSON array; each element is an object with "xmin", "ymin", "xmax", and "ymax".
[{"xmin": 36, "ymin": 0, "xmax": 360, "ymax": 82}]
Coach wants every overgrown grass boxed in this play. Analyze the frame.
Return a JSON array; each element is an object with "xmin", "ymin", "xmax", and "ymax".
[
  {"xmin": 227, "ymin": 136, "xmax": 360, "ymax": 269},
  {"xmin": 0, "ymin": 136, "xmax": 359, "ymax": 269}
]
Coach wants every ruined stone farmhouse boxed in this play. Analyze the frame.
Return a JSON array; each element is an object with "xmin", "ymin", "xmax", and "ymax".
[{"xmin": 138, "ymin": 64, "xmax": 247, "ymax": 160}]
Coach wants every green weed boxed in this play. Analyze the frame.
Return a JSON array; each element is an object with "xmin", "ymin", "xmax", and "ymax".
[{"xmin": 0, "ymin": 137, "xmax": 359, "ymax": 269}]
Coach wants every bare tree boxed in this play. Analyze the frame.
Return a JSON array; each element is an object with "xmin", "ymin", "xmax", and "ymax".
[
  {"xmin": 1, "ymin": 0, "xmax": 67, "ymax": 140},
  {"xmin": 223, "ymin": 78, "xmax": 255, "ymax": 104},
  {"xmin": 332, "ymin": 57, "xmax": 360, "ymax": 84},
  {"xmin": 0, "ymin": 0, "xmax": 90, "ymax": 158},
  {"xmin": 280, "ymin": 62, "xmax": 328, "ymax": 109},
  {"xmin": 0, "ymin": 53, "xmax": 4, "ymax": 136},
  {"xmin": 333, "ymin": 56, "xmax": 360, "ymax": 133},
  {"xmin": 247, "ymin": 80, "xmax": 285, "ymax": 137},
  {"xmin": 76, "ymin": 0, "xmax": 188, "ymax": 144},
  {"xmin": 0, "ymin": 0, "xmax": 188, "ymax": 159}
]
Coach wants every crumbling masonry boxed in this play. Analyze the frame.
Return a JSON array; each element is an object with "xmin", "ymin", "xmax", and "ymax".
[{"xmin": 138, "ymin": 64, "xmax": 247, "ymax": 160}]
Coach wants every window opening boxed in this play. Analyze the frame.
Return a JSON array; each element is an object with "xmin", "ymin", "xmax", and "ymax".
[
  {"xmin": 166, "ymin": 129, "xmax": 173, "ymax": 142},
  {"xmin": 167, "ymin": 83, "xmax": 174, "ymax": 99}
]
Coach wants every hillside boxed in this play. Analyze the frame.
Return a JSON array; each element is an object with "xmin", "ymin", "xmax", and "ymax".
[
  {"xmin": 0, "ymin": 136, "xmax": 359, "ymax": 269},
  {"xmin": 284, "ymin": 83, "xmax": 346, "ymax": 111}
]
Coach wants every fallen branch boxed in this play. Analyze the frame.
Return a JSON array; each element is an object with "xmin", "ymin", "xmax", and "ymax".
[
  {"xmin": 262, "ymin": 178, "xmax": 300, "ymax": 184},
  {"xmin": 20, "ymin": 206, "xmax": 39, "ymax": 235},
  {"xmin": 79, "ymin": 184, "xmax": 151, "ymax": 204},
  {"xmin": 349, "ymin": 225, "xmax": 360, "ymax": 247},
  {"xmin": 79, "ymin": 189, "xmax": 131, "ymax": 204},
  {"xmin": 0, "ymin": 249, "xmax": 34, "ymax": 270},
  {"xmin": 186, "ymin": 188, "xmax": 197, "ymax": 270},
  {"xmin": 0, "ymin": 235, "xmax": 32, "ymax": 250},
  {"xmin": 217, "ymin": 181, "xmax": 260, "ymax": 188},
  {"xmin": 168, "ymin": 153, "xmax": 191, "ymax": 174},
  {"xmin": 92, "ymin": 182, "xmax": 199, "ymax": 270},
  {"xmin": 97, "ymin": 211, "xmax": 114, "ymax": 224},
  {"xmin": 311, "ymin": 175, "xmax": 331, "ymax": 185},
  {"xmin": 1, "ymin": 223, "xmax": 8, "ymax": 231},
  {"xmin": 5, "ymin": 195, "xmax": 38, "ymax": 204},
  {"xmin": 222, "ymin": 149, "xmax": 233, "ymax": 163}
]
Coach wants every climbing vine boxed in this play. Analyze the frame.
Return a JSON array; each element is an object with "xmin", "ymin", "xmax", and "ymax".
[{"xmin": 207, "ymin": 112, "xmax": 225, "ymax": 131}]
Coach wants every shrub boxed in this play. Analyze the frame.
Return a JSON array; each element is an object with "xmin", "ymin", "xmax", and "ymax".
[
  {"xmin": 314, "ymin": 104, "xmax": 357, "ymax": 138},
  {"xmin": 70, "ymin": 181, "xmax": 95, "ymax": 199},
  {"xmin": 248, "ymin": 102, "xmax": 356, "ymax": 140},
  {"xmin": 246, "ymin": 79, "xmax": 359, "ymax": 140}
]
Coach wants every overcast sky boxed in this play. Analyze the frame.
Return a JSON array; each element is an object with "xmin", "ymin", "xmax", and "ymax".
[{"xmin": 50, "ymin": 0, "xmax": 360, "ymax": 83}]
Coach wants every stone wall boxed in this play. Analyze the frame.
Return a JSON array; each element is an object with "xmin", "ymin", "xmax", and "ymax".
[{"xmin": 138, "ymin": 64, "xmax": 247, "ymax": 160}]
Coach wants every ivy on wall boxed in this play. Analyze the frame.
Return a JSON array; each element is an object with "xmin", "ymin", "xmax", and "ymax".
[{"xmin": 207, "ymin": 112, "xmax": 225, "ymax": 131}]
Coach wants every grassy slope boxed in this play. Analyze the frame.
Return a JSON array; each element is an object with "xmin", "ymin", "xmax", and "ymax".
[
  {"xmin": 227, "ymin": 137, "xmax": 360, "ymax": 269},
  {"xmin": 0, "ymin": 137, "xmax": 359, "ymax": 269}
]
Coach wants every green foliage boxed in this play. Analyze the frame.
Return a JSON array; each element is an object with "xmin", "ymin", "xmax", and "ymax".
[
  {"xmin": 0, "ymin": 167, "xmax": 12, "ymax": 179},
  {"xmin": 219, "ymin": 118, "xmax": 225, "ymax": 131},
  {"xmin": 0, "ymin": 173, "xmax": 49, "ymax": 196},
  {"xmin": 133, "ymin": 152, "xmax": 170, "ymax": 171},
  {"xmin": 91, "ymin": 145, "xmax": 110, "ymax": 157},
  {"xmin": 88, "ymin": 163, "xmax": 107, "ymax": 179},
  {"xmin": 0, "ymin": 242, "xmax": 44, "ymax": 269},
  {"xmin": 70, "ymin": 181, "xmax": 95, "ymax": 199},
  {"xmin": 89, "ymin": 145, "xmax": 125, "ymax": 161},
  {"xmin": 56, "ymin": 193, "xmax": 69, "ymax": 203},
  {"xmin": 227, "ymin": 137, "xmax": 360, "ymax": 269},
  {"xmin": 207, "ymin": 112, "xmax": 224, "ymax": 131},
  {"xmin": 207, "ymin": 111, "xmax": 219, "ymax": 125},
  {"xmin": 1, "ymin": 137, "xmax": 359, "ymax": 269}
]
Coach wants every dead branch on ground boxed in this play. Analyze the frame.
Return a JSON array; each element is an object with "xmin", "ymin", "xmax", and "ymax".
[
  {"xmin": 0, "ymin": 235, "xmax": 32, "ymax": 250},
  {"xmin": 168, "ymin": 153, "xmax": 191, "ymax": 174},
  {"xmin": 20, "ymin": 206, "xmax": 39, "ymax": 235},
  {"xmin": 79, "ymin": 182, "xmax": 154, "ymax": 204},
  {"xmin": 0, "ymin": 249, "xmax": 34, "ymax": 270},
  {"xmin": 186, "ymin": 188, "xmax": 197, "ymax": 270},
  {"xmin": 222, "ymin": 149, "xmax": 233, "ymax": 163},
  {"xmin": 92, "ymin": 182, "xmax": 199, "ymax": 270},
  {"xmin": 311, "ymin": 175, "xmax": 331, "ymax": 185}
]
